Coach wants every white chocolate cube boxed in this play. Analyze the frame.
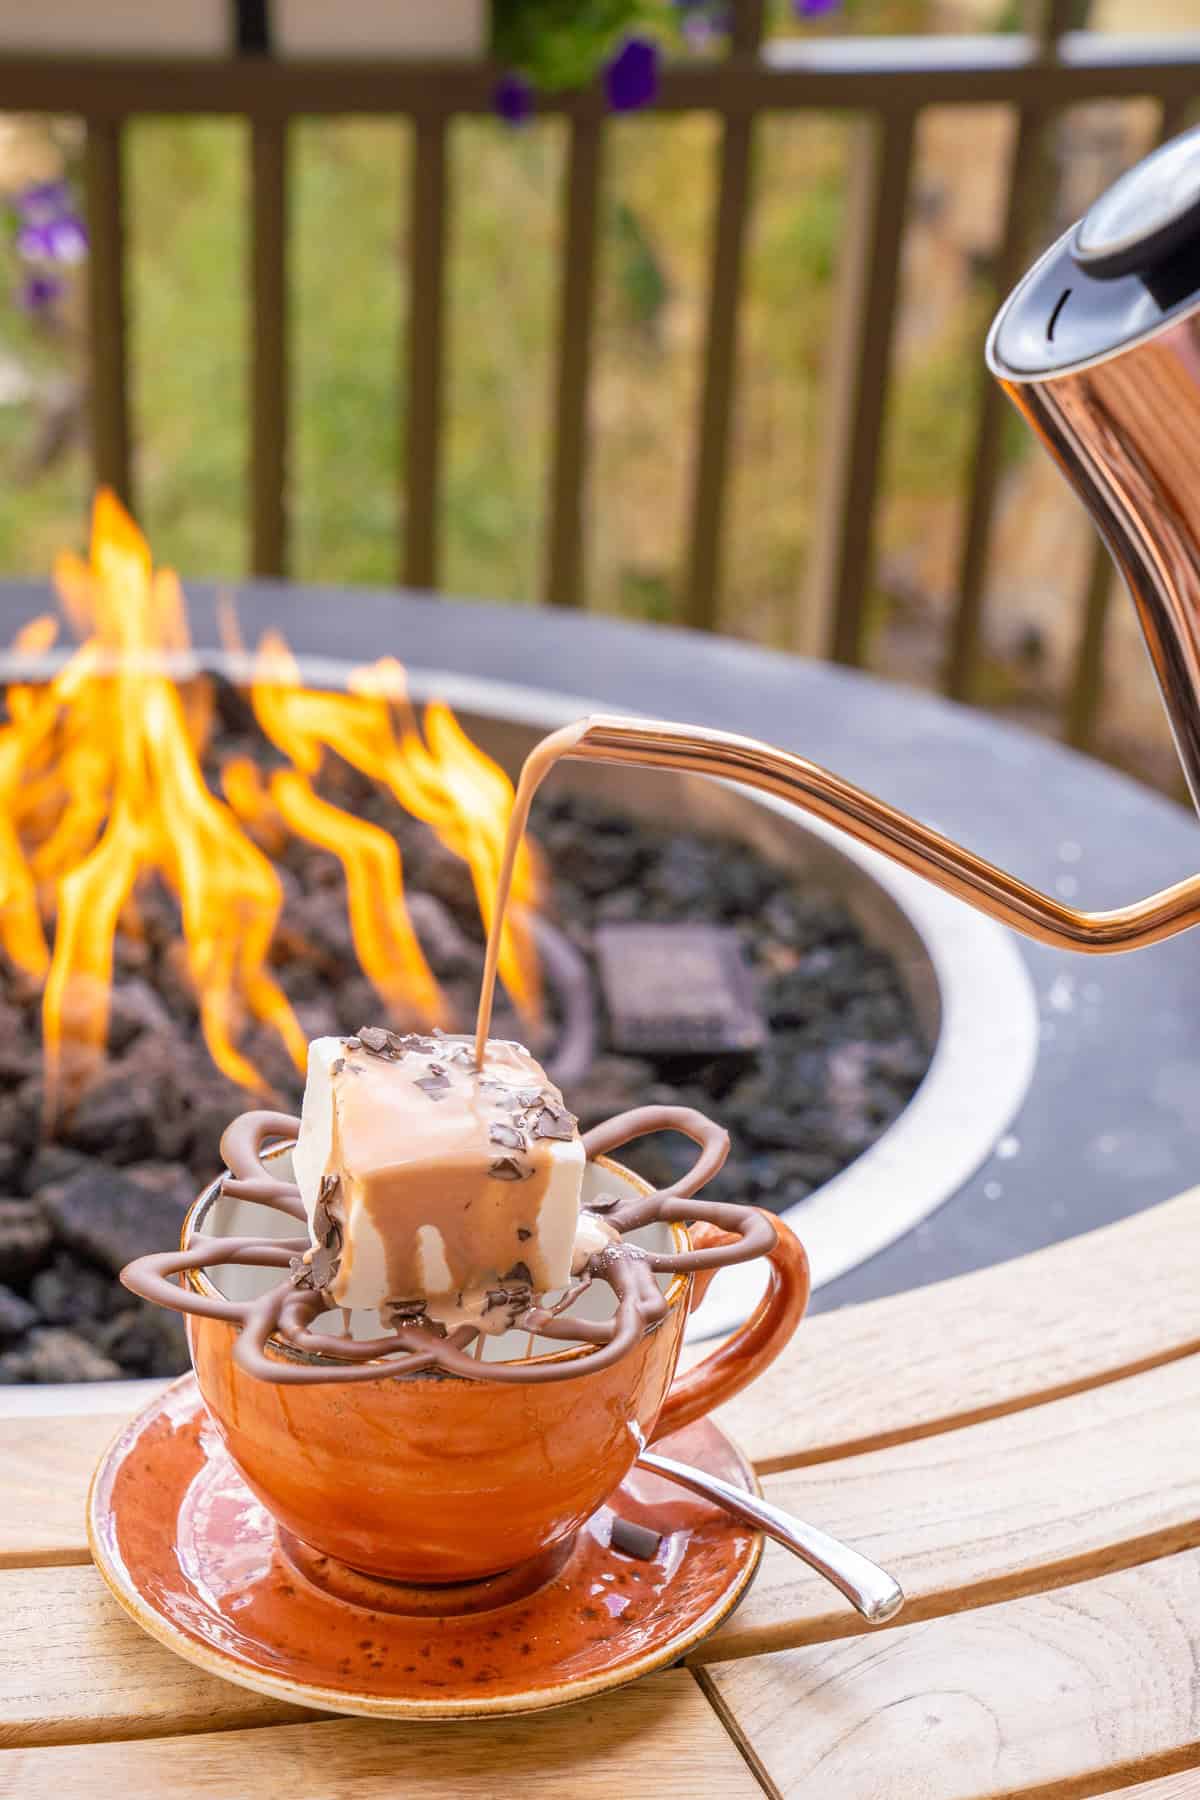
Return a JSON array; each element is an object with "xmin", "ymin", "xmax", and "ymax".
[{"xmin": 292, "ymin": 1033, "xmax": 585, "ymax": 1329}]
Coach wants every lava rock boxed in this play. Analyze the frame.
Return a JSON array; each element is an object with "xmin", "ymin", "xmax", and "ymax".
[
  {"xmin": 0, "ymin": 1000, "xmax": 31, "ymax": 1081},
  {"xmin": 30, "ymin": 1252, "xmax": 126, "ymax": 1326},
  {"xmin": 176, "ymin": 1097, "xmax": 252, "ymax": 1180},
  {"xmin": 0, "ymin": 1327, "xmax": 123, "ymax": 1383},
  {"xmin": 419, "ymin": 841, "xmax": 479, "ymax": 920},
  {"xmin": 64, "ymin": 1063, "xmax": 173, "ymax": 1163},
  {"xmin": 571, "ymin": 1056, "xmax": 656, "ymax": 1132},
  {"xmin": 0, "ymin": 1198, "xmax": 53, "ymax": 1284},
  {"xmin": 763, "ymin": 967, "xmax": 835, "ymax": 1030},
  {"xmin": 126, "ymin": 1161, "xmax": 202, "ymax": 1209},
  {"xmin": 22, "ymin": 1145, "xmax": 91, "ymax": 1197},
  {"xmin": 287, "ymin": 889, "xmax": 357, "ymax": 968},
  {"xmin": 40, "ymin": 1163, "xmax": 192, "ymax": 1277},
  {"xmin": 0, "ymin": 1283, "xmax": 37, "ymax": 1342},
  {"xmin": 405, "ymin": 892, "xmax": 480, "ymax": 978},
  {"xmin": 88, "ymin": 1304, "xmax": 188, "ymax": 1378},
  {"xmin": 107, "ymin": 978, "xmax": 173, "ymax": 1054}
]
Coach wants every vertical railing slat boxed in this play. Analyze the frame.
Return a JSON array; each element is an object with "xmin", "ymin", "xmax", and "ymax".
[
  {"xmin": 1064, "ymin": 91, "xmax": 1191, "ymax": 752},
  {"xmin": 83, "ymin": 119, "xmax": 133, "ymax": 510},
  {"xmin": 683, "ymin": 0, "xmax": 766, "ymax": 632},
  {"xmin": 543, "ymin": 113, "xmax": 603, "ymax": 609},
  {"xmin": 404, "ymin": 117, "xmax": 448, "ymax": 591},
  {"xmin": 801, "ymin": 108, "xmax": 916, "ymax": 665},
  {"xmin": 250, "ymin": 117, "xmax": 289, "ymax": 577},
  {"xmin": 946, "ymin": 0, "xmax": 1071, "ymax": 700},
  {"xmin": 943, "ymin": 103, "xmax": 1050, "ymax": 700}
]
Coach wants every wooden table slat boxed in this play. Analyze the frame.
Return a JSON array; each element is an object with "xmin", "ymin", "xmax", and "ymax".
[
  {"xmin": 689, "ymin": 1184, "xmax": 1200, "ymax": 1472},
  {"xmin": 706, "ymin": 1546, "xmax": 1200, "ymax": 1800},
  {"xmin": 702, "ymin": 1346, "xmax": 1200, "ymax": 1660},
  {"xmin": 1092, "ymin": 1774, "xmax": 1200, "ymax": 1799},
  {"xmin": 0, "ymin": 1410, "xmax": 156, "ymax": 1569},
  {"xmin": 0, "ymin": 1565, "xmax": 317, "ymax": 1749},
  {"xmin": 0, "ymin": 1670, "xmax": 761, "ymax": 1796}
]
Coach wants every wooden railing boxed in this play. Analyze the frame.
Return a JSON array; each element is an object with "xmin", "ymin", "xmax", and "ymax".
[{"xmin": 2, "ymin": 10, "xmax": 1199, "ymax": 756}]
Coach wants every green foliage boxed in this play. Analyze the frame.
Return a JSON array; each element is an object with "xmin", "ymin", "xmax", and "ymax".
[
  {"xmin": 491, "ymin": 0, "xmax": 658, "ymax": 89},
  {"xmin": 611, "ymin": 200, "xmax": 670, "ymax": 335}
]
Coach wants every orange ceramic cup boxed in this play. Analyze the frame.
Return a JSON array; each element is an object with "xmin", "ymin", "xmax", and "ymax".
[{"xmin": 183, "ymin": 1150, "xmax": 809, "ymax": 1584}]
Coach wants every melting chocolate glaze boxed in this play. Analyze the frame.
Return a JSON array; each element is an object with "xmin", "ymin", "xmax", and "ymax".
[{"xmin": 121, "ymin": 1102, "xmax": 776, "ymax": 1387}]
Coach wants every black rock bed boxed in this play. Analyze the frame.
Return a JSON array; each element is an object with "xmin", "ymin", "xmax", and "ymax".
[{"xmin": 0, "ymin": 693, "xmax": 930, "ymax": 1382}]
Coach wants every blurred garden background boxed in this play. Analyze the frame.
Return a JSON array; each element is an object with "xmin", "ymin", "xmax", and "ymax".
[{"xmin": 0, "ymin": 0, "xmax": 1194, "ymax": 789}]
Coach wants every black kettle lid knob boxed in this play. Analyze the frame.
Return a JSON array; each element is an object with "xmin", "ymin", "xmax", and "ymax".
[{"xmin": 1072, "ymin": 123, "xmax": 1200, "ymax": 280}]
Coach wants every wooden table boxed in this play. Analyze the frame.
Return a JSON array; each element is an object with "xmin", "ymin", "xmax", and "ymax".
[{"xmin": 4, "ymin": 1187, "xmax": 1200, "ymax": 1799}]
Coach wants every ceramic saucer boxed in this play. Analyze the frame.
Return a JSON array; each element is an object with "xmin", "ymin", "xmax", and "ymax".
[{"xmin": 88, "ymin": 1375, "xmax": 763, "ymax": 1720}]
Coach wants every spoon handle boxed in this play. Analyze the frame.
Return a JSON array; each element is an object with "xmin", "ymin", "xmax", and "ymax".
[{"xmin": 636, "ymin": 1448, "xmax": 904, "ymax": 1625}]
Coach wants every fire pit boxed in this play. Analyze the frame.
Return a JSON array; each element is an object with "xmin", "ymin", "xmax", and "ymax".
[{"xmin": 0, "ymin": 500, "xmax": 1037, "ymax": 1385}]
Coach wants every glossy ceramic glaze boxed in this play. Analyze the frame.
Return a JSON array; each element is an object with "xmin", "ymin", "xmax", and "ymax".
[
  {"xmin": 183, "ymin": 1153, "xmax": 808, "ymax": 1583},
  {"xmin": 88, "ymin": 1375, "xmax": 763, "ymax": 1719}
]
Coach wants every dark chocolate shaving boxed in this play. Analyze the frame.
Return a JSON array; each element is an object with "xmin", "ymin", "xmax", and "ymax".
[
  {"xmin": 306, "ymin": 1238, "xmax": 340, "ymax": 1290},
  {"xmin": 489, "ymin": 1156, "xmax": 529, "ymax": 1181},
  {"xmin": 488, "ymin": 1122, "xmax": 525, "ymax": 1150},
  {"xmin": 533, "ymin": 1110, "xmax": 576, "ymax": 1142},
  {"xmin": 611, "ymin": 1518, "xmax": 662, "ymax": 1561},
  {"xmin": 357, "ymin": 1025, "xmax": 412, "ymax": 1060},
  {"xmin": 381, "ymin": 1297, "xmax": 429, "ymax": 1328},
  {"xmin": 503, "ymin": 1260, "xmax": 533, "ymax": 1286},
  {"xmin": 484, "ymin": 1284, "xmax": 532, "ymax": 1314},
  {"xmin": 319, "ymin": 1172, "xmax": 339, "ymax": 1204},
  {"xmin": 415, "ymin": 1074, "xmax": 451, "ymax": 1100},
  {"xmin": 587, "ymin": 1193, "xmax": 622, "ymax": 1214},
  {"xmin": 330, "ymin": 1058, "xmax": 345, "ymax": 1076}
]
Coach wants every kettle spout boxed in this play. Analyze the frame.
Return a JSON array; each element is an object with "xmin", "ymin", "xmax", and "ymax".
[{"xmin": 557, "ymin": 716, "xmax": 1200, "ymax": 955}]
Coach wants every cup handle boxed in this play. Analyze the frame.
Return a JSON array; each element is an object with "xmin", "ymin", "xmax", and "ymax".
[{"xmin": 651, "ymin": 1211, "xmax": 810, "ymax": 1442}]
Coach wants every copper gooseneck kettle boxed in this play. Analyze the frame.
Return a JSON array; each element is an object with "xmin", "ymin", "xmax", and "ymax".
[{"xmin": 552, "ymin": 125, "xmax": 1200, "ymax": 956}]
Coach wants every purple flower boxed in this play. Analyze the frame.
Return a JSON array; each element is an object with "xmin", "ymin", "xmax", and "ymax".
[
  {"xmin": 16, "ymin": 272, "xmax": 63, "ymax": 314},
  {"xmin": 14, "ymin": 181, "xmax": 72, "ymax": 223},
  {"xmin": 605, "ymin": 36, "xmax": 659, "ymax": 113},
  {"xmin": 493, "ymin": 71, "xmax": 534, "ymax": 127},
  {"xmin": 683, "ymin": 16, "xmax": 712, "ymax": 45},
  {"xmin": 46, "ymin": 215, "xmax": 87, "ymax": 263},
  {"xmin": 16, "ymin": 215, "xmax": 87, "ymax": 266},
  {"xmin": 794, "ymin": 0, "xmax": 841, "ymax": 14}
]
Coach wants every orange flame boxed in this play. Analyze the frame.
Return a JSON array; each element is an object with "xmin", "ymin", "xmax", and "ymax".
[
  {"xmin": 0, "ymin": 491, "xmax": 542, "ymax": 1116},
  {"xmin": 249, "ymin": 635, "xmax": 542, "ymax": 1020}
]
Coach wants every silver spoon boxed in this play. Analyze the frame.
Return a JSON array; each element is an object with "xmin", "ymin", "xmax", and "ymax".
[{"xmin": 636, "ymin": 1447, "xmax": 904, "ymax": 1625}]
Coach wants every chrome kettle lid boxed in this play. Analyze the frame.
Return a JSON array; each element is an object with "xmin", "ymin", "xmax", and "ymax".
[{"xmin": 989, "ymin": 123, "xmax": 1200, "ymax": 382}]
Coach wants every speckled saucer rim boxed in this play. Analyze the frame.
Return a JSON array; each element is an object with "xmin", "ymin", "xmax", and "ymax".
[{"xmin": 86, "ymin": 1372, "xmax": 764, "ymax": 1722}]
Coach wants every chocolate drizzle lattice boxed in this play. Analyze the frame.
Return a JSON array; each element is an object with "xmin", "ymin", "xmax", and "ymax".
[{"xmin": 121, "ymin": 1105, "xmax": 777, "ymax": 1387}]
